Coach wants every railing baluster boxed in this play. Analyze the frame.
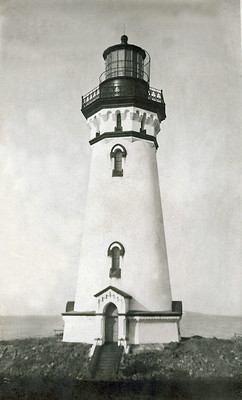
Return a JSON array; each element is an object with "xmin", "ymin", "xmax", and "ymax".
[{"xmin": 148, "ymin": 87, "xmax": 163, "ymax": 103}]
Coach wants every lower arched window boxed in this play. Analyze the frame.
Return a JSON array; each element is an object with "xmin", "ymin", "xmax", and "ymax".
[
  {"xmin": 114, "ymin": 150, "xmax": 122, "ymax": 174},
  {"xmin": 108, "ymin": 242, "xmax": 125, "ymax": 278}
]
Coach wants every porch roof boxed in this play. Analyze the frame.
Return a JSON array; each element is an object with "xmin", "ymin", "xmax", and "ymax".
[{"xmin": 94, "ymin": 285, "xmax": 132, "ymax": 299}]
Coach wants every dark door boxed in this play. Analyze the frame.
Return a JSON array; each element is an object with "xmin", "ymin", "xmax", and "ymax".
[{"xmin": 105, "ymin": 303, "xmax": 118, "ymax": 343}]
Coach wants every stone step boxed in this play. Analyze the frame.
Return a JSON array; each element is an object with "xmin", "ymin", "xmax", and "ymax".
[{"xmin": 92, "ymin": 344, "xmax": 123, "ymax": 380}]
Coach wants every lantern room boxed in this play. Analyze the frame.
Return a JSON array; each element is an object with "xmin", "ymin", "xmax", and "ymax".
[{"xmin": 100, "ymin": 34, "xmax": 150, "ymax": 83}]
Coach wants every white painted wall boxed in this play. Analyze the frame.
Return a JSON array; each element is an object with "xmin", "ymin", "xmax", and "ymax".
[
  {"xmin": 74, "ymin": 108, "xmax": 172, "ymax": 312},
  {"xmin": 128, "ymin": 318, "xmax": 180, "ymax": 344},
  {"xmin": 135, "ymin": 319, "xmax": 180, "ymax": 344},
  {"xmin": 63, "ymin": 315, "xmax": 101, "ymax": 343}
]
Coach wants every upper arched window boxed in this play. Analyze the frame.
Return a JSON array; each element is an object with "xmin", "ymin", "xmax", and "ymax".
[
  {"xmin": 93, "ymin": 116, "xmax": 100, "ymax": 137},
  {"xmin": 108, "ymin": 242, "xmax": 125, "ymax": 278},
  {"xmin": 140, "ymin": 113, "xmax": 146, "ymax": 133},
  {"xmin": 115, "ymin": 112, "xmax": 122, "ymax": 132},
  {"xmin": 110, "ymin": 144, "xmax": 127, "ymax": 177}
]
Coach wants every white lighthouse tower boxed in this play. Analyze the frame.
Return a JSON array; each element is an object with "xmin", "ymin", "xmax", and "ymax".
[{"xmin": 62, "ymin": 36, "xmax": 182, "ymax": 348}]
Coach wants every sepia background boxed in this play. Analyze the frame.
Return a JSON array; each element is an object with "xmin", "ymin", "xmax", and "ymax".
[{"xmin": 0, "ymin": 0, "xmax": 241, "ymax": 317}]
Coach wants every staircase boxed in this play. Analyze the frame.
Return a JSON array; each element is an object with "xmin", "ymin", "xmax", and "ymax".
[{"xmin": 90, "ymin": 343, "xmax": 123, "ymax": 380}]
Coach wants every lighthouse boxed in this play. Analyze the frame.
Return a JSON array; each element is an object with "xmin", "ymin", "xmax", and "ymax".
[{"xmin": 62, "ymin": 36, "xmax": 182, "ymax": 348}]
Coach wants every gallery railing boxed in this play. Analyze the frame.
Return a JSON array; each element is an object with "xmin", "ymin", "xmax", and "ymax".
[{"xmin": 82, "ymin": 84, "xmax": 164, "ymax": 109}]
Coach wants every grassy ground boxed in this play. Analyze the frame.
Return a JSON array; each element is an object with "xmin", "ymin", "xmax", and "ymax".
[
  {"xmin": 0, "ymin": 336, "xmax": 241, "ymax": 399},
  {"xmin": 0, "ymin": 337, "xmax": 91, "ymax": 381},
  {"xmin": 119, "ymin": 336, "xmax": 242, "ymax": 380}
]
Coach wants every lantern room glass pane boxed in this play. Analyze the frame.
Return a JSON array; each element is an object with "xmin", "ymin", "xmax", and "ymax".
[
  {"xmin": 104, "ymin": 47, "xmax": 147, "ymax": 81},
  {"xmin": 131, "ymin": 51, "xmax": 137, "ymax": 77},
  {"xmin": 126, "ymin": 49, "xmax": 131, "ymax": 60},
  {"xmin": 125, "ymin": 49, "xmax": 132, "ymax": 76},
  {"xmin": 137, "ymin": 53, "xmax": 143, "ymax": 79},
  {"xmin": 112, "ymin": 51, "xmax": 118, "ymax": 62},
  {"xmin": 118, "ymin": 49, "xmax": 125, "ymax": 76}
]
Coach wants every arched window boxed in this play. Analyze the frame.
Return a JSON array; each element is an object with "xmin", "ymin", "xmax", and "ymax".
[
  {"xmin": 93, "ymin": 116, "xmax": 100, "ymax": 137},
  {"xmin": 110, "ymin": 144, "xmax": 127, "ymax": 177},
  {"xmin": 111, "ymin": 246, "xmax": 120, "ymax": 271},
  {"xmin": 114, "ymin": 150, "xmax": 122, "ymax": 173},
  {"xmin": 108, "ymin": 242, "xmax": 125, "ymax": 278},
  {"xmin": 115, "ymin": 112, "xmax": 122, "ymax": 132},
  {"xmin": 140, "ymin": 113, "xmax": 146, "ymax": 133}
]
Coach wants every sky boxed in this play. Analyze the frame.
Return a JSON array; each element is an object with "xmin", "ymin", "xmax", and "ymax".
[{"xmin": 0, "ymin": 0, "xmax": 241, "ymax": 317}]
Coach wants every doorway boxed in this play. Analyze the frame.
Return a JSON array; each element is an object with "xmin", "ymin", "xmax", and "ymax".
[{"xmin": 104, "ymin": 303, "xmax": 118, "ymax": 343}]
